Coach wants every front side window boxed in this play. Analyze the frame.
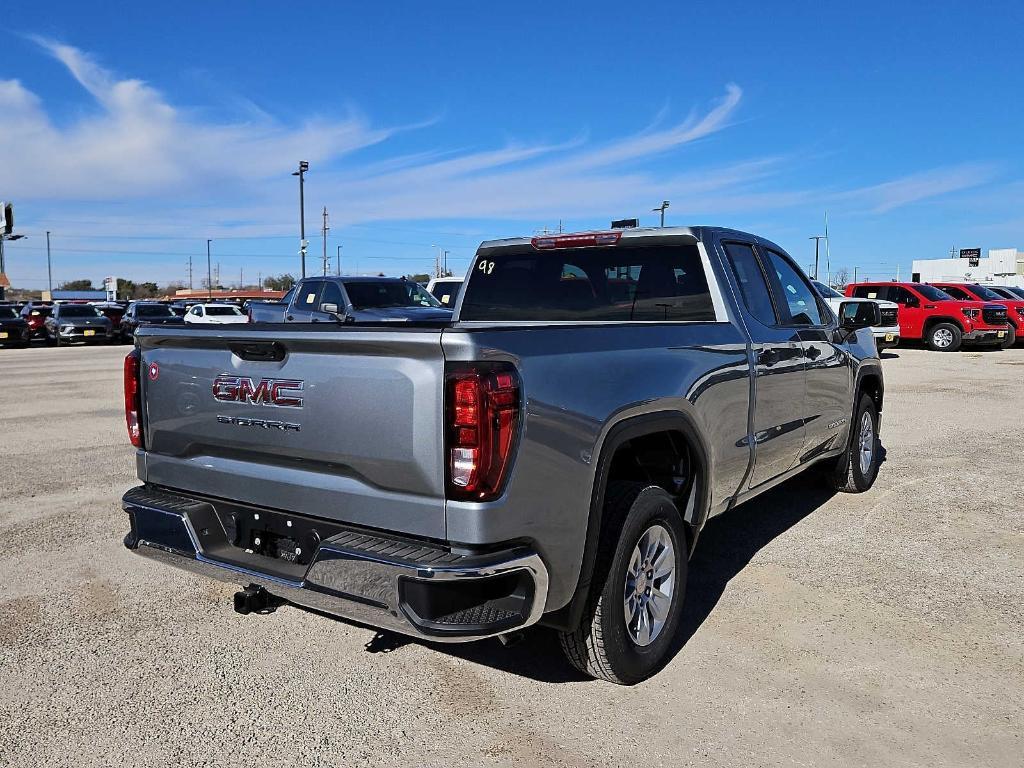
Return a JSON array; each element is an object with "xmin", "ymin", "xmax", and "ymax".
[
  {"xmin": 58, "ymin": 305, "xmax": 101, "ymax": 318},
  {"xmin": 320, "ymin": 282, "xmax": 345, "ymax": 308},
  {"xmin": 913, "ymin": 284, "xmax": 954, "ymax": 302},
  {"xmin": 765, "ymin": 250, "xmax": 823, "ymax": 325},
  {"xmin": 460, "ymin": 244, "xmax": 715, "ymax": 322},
  {"xmin": 967, "ymin": 285, "xmax": 1003, "ymax": 301}
]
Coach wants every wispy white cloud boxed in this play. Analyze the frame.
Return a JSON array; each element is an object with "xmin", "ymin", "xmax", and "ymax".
[
  {"xmin": 833, "ymin": 163, "xmax": 998, "ymax": 213},
  {"xmin": 0, "ymin": 38, "xmax": 395, "ymax": 199}
]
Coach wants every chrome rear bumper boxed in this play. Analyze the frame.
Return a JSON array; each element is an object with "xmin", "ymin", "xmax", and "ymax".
[{"xmin": 123, "ymin": 486, "xmax": 548, "ymax": 642}]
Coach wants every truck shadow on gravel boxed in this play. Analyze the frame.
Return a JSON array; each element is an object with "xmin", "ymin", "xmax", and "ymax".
[{"xmin": 358, "ymin": 471, "xmax": 846, "ymax": 684}]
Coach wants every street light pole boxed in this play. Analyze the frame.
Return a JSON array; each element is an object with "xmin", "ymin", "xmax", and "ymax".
[
  {"xmin": 292, "ymin": 161, "xmax": 309, "ymax": 277},
  {"xmin": 206, "ymin": 239, "xmax": 213, "ymax": 299},
  {"xmin": 809, "ymin": 236, "xmax": 827, "ymax": 280},
  {"xmin": 336, "ymin": 245, "xmax": 342, "ymax": 276},
  {"xmin": 46, "ymin": 231, "xmax": 53, "ymax": 294},
  {"xmin": 652, "ymin": 200, "xmax": 670, "ymax": 227}
]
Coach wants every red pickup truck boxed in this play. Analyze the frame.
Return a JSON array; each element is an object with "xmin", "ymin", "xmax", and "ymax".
[
  {"xmin": 930, "ymin": 283, "xmax": 1022, "ymax": 348},
  {"xmin": 846, "ymin": 281, "xmax": 1008, "ymax": 352}
]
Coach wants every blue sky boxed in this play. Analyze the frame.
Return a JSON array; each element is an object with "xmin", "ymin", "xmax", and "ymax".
[{"xmin": 1, "ymin": 0, "xmax": 1022, "ymax": 289}]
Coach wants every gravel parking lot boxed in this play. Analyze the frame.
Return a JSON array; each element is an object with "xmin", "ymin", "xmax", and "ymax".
[{"xmin": 1, "ymin": 343, "xmax": 1021, "ymax": 767}]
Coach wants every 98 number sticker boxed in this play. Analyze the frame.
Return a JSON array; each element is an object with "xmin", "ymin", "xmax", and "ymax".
[{"xmin": 477, "ymin": 259, "xmax": 496, "ymax": 275}]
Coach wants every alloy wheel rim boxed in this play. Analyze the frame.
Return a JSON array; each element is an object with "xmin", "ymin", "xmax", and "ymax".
[
  {"xmin": 858, "ymin": 411, "xmax": 874, "ymax": 475},
  {"xmin": 623, "ymin": 524, "xmax": 675, "ymax": 647},
  {"xmin": 934, "ymin": 328, "xmax": 953, "ymax": 347}
]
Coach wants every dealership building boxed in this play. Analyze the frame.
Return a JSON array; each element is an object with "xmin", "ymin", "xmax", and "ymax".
[{"xmin": 911, "ymin": 248, "xmax": 1024, "ymax": 287}]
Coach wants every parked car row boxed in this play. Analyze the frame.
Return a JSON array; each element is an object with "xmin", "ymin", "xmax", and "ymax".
[
  {"xmin": 844, "ymin": 281, "xmax": 1022, "ymax": 352},
  {"xmin": 0, "ymin": 299, "xmax": 255, "ymax": 348}
]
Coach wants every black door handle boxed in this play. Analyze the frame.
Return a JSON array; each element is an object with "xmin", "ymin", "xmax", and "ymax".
[
  {"xmin": 229, "ymin": 341, "xmax": 287, "ymax": 362},
  {"xmin": 286, "ymin": 315, "xmax": 294, "ymax": 321},
  {"xmin": 758, "ymin": 348, "xmax": 780, "ymax": 366}
]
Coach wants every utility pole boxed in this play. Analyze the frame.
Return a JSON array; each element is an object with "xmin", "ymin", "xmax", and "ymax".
[
  {"xmin": 652, "ymin": 200, "xmax": 670, "ymax": 227},
  {"xmin": 853, "ymin": 266, "xmax": 859, "ymax": 284},
  {"xmin": 240, "ymin": 267, "xmax": 243, "ymax": 289},
  {"xmin": 292, "ymin": 161, "xmax": 309, "ymax": 277},
  {"xmin": 206, "ymin": 239, "xmax": 212, "ymax": 299},
  {"xmin": 321, "ymin": 206, "xmax": 329, "ymax": 276},
  {"xmin": 46, "ymin": 231, "xmax": 53, "ymax": 294},
  {"xmin": 188, "ymin": 254, "xmax": 193, "ymax": 290},
  {"xmin": 443, "ymin": 250, "xmax": 449, "ymax": 275},
  {"xmin": 258, "ymin": 271, "xmax": 262, "ymax": 292},
  {"xmin": 336, "ymin": 245, "xmax": 342, "ymax": 276},
  {"xmin": 216, "ymin": 262, "xmax": 220, "ymax": 288},
  {"xmin": 809, "ymin": 235, "xmax": 827, "ymax": 280}
]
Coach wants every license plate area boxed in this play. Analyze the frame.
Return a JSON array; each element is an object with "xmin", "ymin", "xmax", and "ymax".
[
  {"xmin": 84, "ymin": 329, "xmax": 96, "ymax": 336},
  {"xmin": 224, "ymin": 509, "xmax": 323, "ymax": 567}
]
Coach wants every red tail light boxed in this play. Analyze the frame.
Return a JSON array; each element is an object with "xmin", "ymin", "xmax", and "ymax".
[
  {"xmin": 123, "ymin": 349, "xmax": 144, "ymax": 448},
  {"xmin": 445, "ymin": 365, "xmax": 520, "ymax": 501},
  {"xmin": 531, "ymin": 232, "xmax": 621, "ymax": 250}
]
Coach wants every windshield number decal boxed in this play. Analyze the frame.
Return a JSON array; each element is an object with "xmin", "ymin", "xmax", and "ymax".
[{"xmin": 478, "ymin": 260, "xmax": 495, "ymax": 275}]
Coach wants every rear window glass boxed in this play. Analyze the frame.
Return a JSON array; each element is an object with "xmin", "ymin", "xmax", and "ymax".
[
  {"xmin": 137, "ymin": 305, "xmax": 174, "ymax": 317},
  {"xmin": 205, "ymin": 305, "xmax": 243, "ymax": 316},
  {"xmin": 0, "ymin": 307, "xmax": 17, "ymax": 319},
  {"xmin": 345, "ymin": 281, "xmax": 442, "ymax": 309},
  {"xmin": 459, "ymin": 245, "xmax": 715, "ymax": 322}
]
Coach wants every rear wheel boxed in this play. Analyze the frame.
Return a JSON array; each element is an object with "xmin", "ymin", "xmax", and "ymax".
[
  {"xmin": 926, "ymin": 322, "xmax": 961, "ymax": 352},
  {"xmin": 559, "ymin": 483, "xmax": 688, "ymax": 684}
]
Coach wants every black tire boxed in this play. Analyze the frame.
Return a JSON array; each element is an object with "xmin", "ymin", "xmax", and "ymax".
[
  {"xmin": 1001, "ymin": 323, "xmax": 1016, "ymax": 349},
  {"xmin": 45, "ymin": 331, "xmax": 57, "ymax": 347},
  {"xmin": 827, "ymin": 393, "xmax": 881, "ymax": 493},
  {"xmin": 926, "ymin": 322, "xmax": 962, "ymax": 352},
  {"xmin": 559, "ymin": 482, "xmax": 688, "ymax": 685}
]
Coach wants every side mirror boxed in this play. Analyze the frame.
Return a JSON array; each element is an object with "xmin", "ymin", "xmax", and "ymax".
[
  {"xmin": 320, "ymin": 302, "xmax": 347, "ymax": 321},
  {"xmin": 839, "ymin": 301, "xmax": 881, "ymax": 331}
]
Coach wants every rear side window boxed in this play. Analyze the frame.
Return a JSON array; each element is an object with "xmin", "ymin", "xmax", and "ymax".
[
  {"xmin": 851, "ymin": 286, "xmax": 883, "ymax": 300},
  {"xmin": 298, "ymin": 281, "xmax": 325, "ymax": 308},
  {"xmin": 722, "ymin": 242, "xmax": 777, "ymax": 326},
  {"xmin": 431, "ymin": 282, "xmax": 462, "ymax": 307},
  {"xmin": 459, "ymin": 245, "xmax": 715, "ymax": 322}
]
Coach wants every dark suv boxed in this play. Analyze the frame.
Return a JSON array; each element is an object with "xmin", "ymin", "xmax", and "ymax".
[
  {"xmin": 0, "ymin": 305, "xmax": 31, "ymax": 347},
  {"xmin": 44, "ymin": 303, "xmax": 114, "ymax": 345},
  {"xmin": 119, "ymin": 302, "xmax": 184, "ymax": 342}
]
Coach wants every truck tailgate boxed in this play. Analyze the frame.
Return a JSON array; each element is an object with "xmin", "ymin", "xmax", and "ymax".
[{"xmin": 136, "ymin": 326, "xmax": 447, "ymax": 539}]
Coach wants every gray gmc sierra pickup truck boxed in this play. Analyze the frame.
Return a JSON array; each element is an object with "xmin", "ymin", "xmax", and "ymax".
[{"xmin": 122, "ymin": 226, "xmax": 884, "ymax": 684}]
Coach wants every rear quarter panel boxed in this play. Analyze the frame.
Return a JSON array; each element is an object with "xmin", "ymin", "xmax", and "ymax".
[{"xmin": 442, "ymin": 321, "xmax": 751, "ymax": 609}]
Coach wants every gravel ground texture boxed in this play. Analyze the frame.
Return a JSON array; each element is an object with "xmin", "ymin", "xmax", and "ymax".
[{"xmin": 0, "ymin": 343, "xmax": 1021, "ymax": 767}]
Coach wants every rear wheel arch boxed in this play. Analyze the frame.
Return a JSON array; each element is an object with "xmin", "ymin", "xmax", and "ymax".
[{"xmin": 541, "ymin": 411, "xmax": 711, "ymax": 633}]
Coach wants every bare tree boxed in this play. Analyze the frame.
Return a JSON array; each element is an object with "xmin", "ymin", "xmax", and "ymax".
[{"xmin": 832, "ymin": 267, "xmax": 851, "ymax": 290}]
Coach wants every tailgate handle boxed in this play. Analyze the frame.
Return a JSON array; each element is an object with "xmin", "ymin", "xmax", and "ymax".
[{"xmin": 230, "ymin": 341, "xmax": 287, "ymax": 362}]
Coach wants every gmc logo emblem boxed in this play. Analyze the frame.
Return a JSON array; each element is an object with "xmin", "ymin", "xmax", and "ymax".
[{"xmin": 212, "ymin": 375, "xmax": 304, "ymax": 408}]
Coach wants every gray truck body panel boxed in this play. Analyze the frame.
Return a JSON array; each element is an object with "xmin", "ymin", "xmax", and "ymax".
[{"xmin": 130, "ymin": 225, "xmax": 881, "ymax": 624}]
